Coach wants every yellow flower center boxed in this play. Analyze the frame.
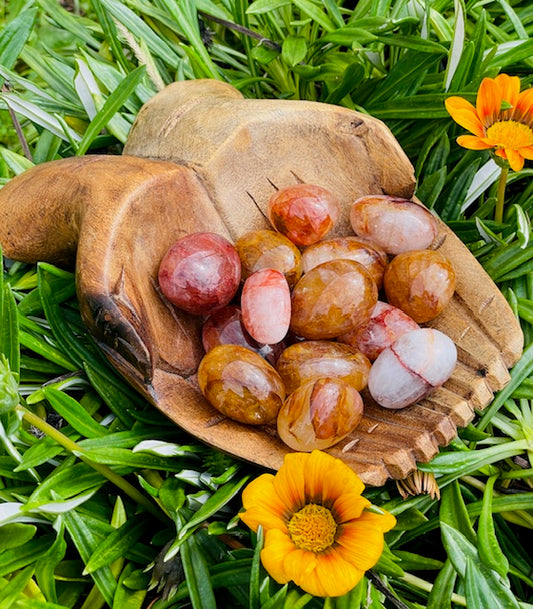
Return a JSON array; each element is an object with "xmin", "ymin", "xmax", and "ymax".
[
  {"xmin": 287, "ymin": 504, "xmax": 337, "ymax": 553},
  {"xmin": 486, "ymin": 120, "xmax": 533, "ymax": 150}
]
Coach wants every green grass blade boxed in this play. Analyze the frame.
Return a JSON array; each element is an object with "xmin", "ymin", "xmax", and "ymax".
[
  {"xmin": 180, "ymin": 533, "xmax": 217, "ymax": 609},
  {"xmin": 84, "ymin": 517, "xmax": 147, "ymax": 574},
  {"xmin": 477, "ymin": 476, "xmax": 510, "ymax": 577},
  {"xmin": 75, "ymin": 66, "xmax": 146, "ymax": 156},
  {"xmin": 43, "ymin": 387, "xmax": 108, "ymax": 439},
  {"xmin": 62, "ymin": 509, "xmax": 117, "ymax": 606}
]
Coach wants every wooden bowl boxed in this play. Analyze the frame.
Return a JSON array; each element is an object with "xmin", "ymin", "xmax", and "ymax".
[{"xmin": 0, "ymin": 81, "xmax": 523, "ymax": 485}]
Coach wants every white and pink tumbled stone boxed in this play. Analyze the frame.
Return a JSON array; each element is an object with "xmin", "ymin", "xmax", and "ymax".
[
  {"xmin": 368, "ymin": 328, "xmax": 457, "ymax": 409},
  {"xmin": 241, "ymin": 268, "xmax": 291, "ymax": 345}
]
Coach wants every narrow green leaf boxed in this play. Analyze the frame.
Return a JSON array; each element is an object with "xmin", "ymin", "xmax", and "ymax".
[
  {"xmin": 419, "ymin": 439, "xmax": 529, "ymax": 476},
  {"xmin": 0, "ymin": 564, "xmax": 35, "ymax": 609},
  {"xmin": 439, "ymin": 481, "xmax": 476, "ymax": 544},
  {"xmin": 292, "ymin": 0, "xmax": 336, "ymax": 32},
  {"xmin": 62, "ymin": 509, "xmax": 117, "ymax": 606},
  {"xmin": 26, "ymin": 462, "xmax": 106, "ymax": 509},
  {"xmin": 18, "ymin": 330, "xmax": 77, "ymax": 371},
  {"xmin": 113, "ymin": 562, "xmax": 147, "ymax": 609},
  {"xmin": 444, "ymin": 0, "xmax": 465, "ymax": 90},
  {"xmin": 43, "ymin": 387, "xmax": 107, "ymax": 439},
  {"xmin": 38, "ymin": 0, "xmax": 101, "ymax": 48},
  {"xmin": 376, "ymin": 34, "xmax": 447, "ymax": 54},
  {"xmin": 320, "ymin": 27, "xmax": 378, "ymax": 46},
  {"xmin": 177, "ymin": 475, "xmax": 249, "ymax": 540},
  {"xmin": 427, "ymin": 559, "xmax": 456, "ymax": 609},
  {"xmin": 477, "ymin": 342, "xmax": 533, "ymax": 431},
  {"xmin": 76, "ymin": 447, "xmax": 186, "ymax": 471},
  {"xmin": 246, "ymin": 0, "xmax": 291, "ymax": 14},
  {"xmin": 76, "ymin": 66, "xmax": 145, "ymax": 156},
  {"xmin": 0, "ymin": 523, "xmax": 36, "ymax": 551},
  {"xmin": 0, "ymin": 8, "xmax": 37, "ymax": 71},
  {"xmin": 35, "ymin": 524, "xmax": 68, "ymax": 604},
  {"xmin": 512, "ymin": 203, "xmax": 530, "ymax": 248},
  {"xmin": 1, "ymin": 283, "xmax": 20, "ymax": 375},
  {"xmin": 477, "ymin": 476, "xmax": 510, "ymax": 577},
  {"xmin": 181, "ymin": 533, "xmax": 217, "ymax": 609},
  {"xmin": 83, "ymin": 363, "xmax": 139, "ymax": 428},
  {"xmin": 250, "ymin": 526, "xmax": 264, "ymax": 609},
  {"xmin": 84, "ymin": 517, "xmax": 147, "ymax": 574},
  {"xmin": 0, "ymin": 536, "xmax": 55, "ymax": 577},
  {"xmin": 465, "ymin": 557, "xmax": 519, "ymax": 609}
]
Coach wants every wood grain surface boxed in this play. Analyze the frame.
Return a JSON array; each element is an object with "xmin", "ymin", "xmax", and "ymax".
[{"xmin": 0, "ymin": 80, "xmax": 523, "ymax": 485}]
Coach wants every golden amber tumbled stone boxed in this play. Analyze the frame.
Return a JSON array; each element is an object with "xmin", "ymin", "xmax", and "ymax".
[
  {"xmin": 290, "ymin": 259, "xmax": 378, "ymax": 339},
  {"xmin": 301, "ymin": 236, "xmax": 388, "ymax": 288},
  {"xmin": 383, "ymin": 250, "xmax": 456, "ymax": 323},
  {"xmin": 277, "ymin": 377, "xmax": 364, "ymax": 451},
  {"xmin": 235, "ymin": 229, "xmax": 303, "ymax": 288},
  {"xmin": 276, "ymin": 340, "xmax": 371, "ymax": 394},
  {"xmin": 197, "ymin": 345, "xmax": 286, "ymax": 425}
]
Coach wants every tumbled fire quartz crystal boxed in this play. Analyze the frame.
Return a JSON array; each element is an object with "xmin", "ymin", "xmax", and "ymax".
[
  {"xmin": 275, "ymin": 340, "xmax": 371, "ymax": 394},
  {"xmin": 350, "ymin": 195, "xmax": 438, "ymax": 254},
  {"xmin": 235, "ymin": 229, "xmax": 303, "ymax": 288},
  {"xmin": 277, "ymin": 377, "xmax": 364, "ymax": 451},
  {"xmin": 368, "ymin": 328, "xmax": 457, "ymax": 409},
  {"xmin": 241, "ymin": 268, "xmax": 291, "ymax": 345},
  {"xmin": 301, "ymin": 235, "xmax": 388, "ymax": 288},
  {"xmin": 290, "ymin": 259, "xmax": 378, "ymax": 340},
  {"xmin": 158, "ymin": 232, "xmax": 241, "ymax": 315},
  {"xmin": 384, "ymin": 249, "xmax": 456, "ymax": 323},
  {"xmin": 202, "ymin": 305, "xmax": 285, "ymax": 365},
  {"xmin": 197, "ymin": 344, "xmax": 286, "ymax": 425},
  {"xmin": 267, "ymin": 184, "xmax": 341, "ymax": 246},
  {"xmin": 338, "ymin": 301, "xmax": 420, "ymax": 361}
]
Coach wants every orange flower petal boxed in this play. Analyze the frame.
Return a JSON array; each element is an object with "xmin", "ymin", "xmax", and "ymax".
[
  {"xmin": 445, "ymin": 97, "xmax": 484, "ymax": 136},
  {"xmin": 260, "ymin": 528, "xmax": 297, "ymax": 584},
  {"xmin": 456, "ymin": 135, "xmax": 494, "ymax": 150},
  {"xmin": 307, "ymin": 549, "xmax": 364, "ymax": 597},
  {"xmin": 494, "ymin": 73, "xmax": 521, "ymax": 115},
  {"xmin": 357, "ymin": 507, "xmax": 397, "ymax": 532},
  {"xmin": 515, "ymin": 87, "xmax": 533, "ymax": 125},
  {"xmin": 240, "ymin": 474, "xmax": 289, "ymax": 532},
  {"xmin": 273, "ymin": 452, "xmax": 308, "ymax": 513},
  {"xmin": 477, "ymin": 77, "xmax": 502, "ymax": 127},
  {"xmin": 331, "ymin": 492, "xmax": 371, "ymax": 524},
  {"xmin": 303, "ymin": 450, "xmax": 365, "ymax": 508},
  {"xmin": 283, "ymin": 545, "xmax": 318, "ymax": 585},
  {"xmin": 334, "ymin": 526, "xmax": 385, "ymax": 571},
  {"xmin": 505, "ymin": 148, "xmax": 525, "ymax": 172},
  {"xmin": 519, "ymin": 146, "xmax": 533, "ymax": 160}
]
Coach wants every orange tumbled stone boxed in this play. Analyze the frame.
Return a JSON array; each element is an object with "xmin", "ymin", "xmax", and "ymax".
[
  {"xmin": 235, "ymin": 229, "xmax": 303, "ymax": 288},
  {"xmin": 290, "ymin": 259, "xmax": 378, "ymax": 339},
  {"xmin": 197, "ymin": 345, "xmax": 286, "ymax": 425},
  {"xmin": 267, "ymin": 184, "xmax": 340, "ymax": 246},
  {"xmin": 384, "ymin": 250, "xmax": 456, "ymax": 323},
  {"xmin": 277, "ymin": 377, "xmax": 364, "ymax": 451},
  {"xmin": 302, "ymin": 236, "xmax": 388, "ymax": 288},
  {"xmin": 276, "ymin": 340, "xmax": 371, "ymax": 394}
]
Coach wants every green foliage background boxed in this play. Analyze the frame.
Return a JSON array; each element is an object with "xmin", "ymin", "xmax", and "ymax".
[{"xmin": 1, "ymin": 0, "xmax": 533, "ymax": 608}]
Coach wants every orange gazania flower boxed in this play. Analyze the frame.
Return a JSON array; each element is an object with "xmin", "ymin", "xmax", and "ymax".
[
  {"xmin": 445, "ymin": 73, "xmax": 533, "ymax": 172},
  {"xmin": 240, "ymin": 450, "xmax": 396, "ymax": 597}
]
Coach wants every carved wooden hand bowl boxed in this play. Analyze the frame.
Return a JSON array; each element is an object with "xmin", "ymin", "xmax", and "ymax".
[{"xmin": 0, "ymin": 80, "xmax": 523, "ymax": 485}]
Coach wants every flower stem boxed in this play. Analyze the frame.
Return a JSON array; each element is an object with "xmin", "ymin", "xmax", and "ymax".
[
  {"xmin": 399, "ymin": 572, "xmax": 467, "ymax": 606},
  {"xmin": 18, "ymin": 405, "xmax": 168, "ymax": 523},
  {"xmin": 495, "ymin": 165, "xmax": 509, "ymax": 223}
]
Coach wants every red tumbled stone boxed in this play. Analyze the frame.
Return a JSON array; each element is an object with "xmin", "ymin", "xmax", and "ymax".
[{"xmin": 158, "ymin": 232, "xmax": 241, "ymax": 316}]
